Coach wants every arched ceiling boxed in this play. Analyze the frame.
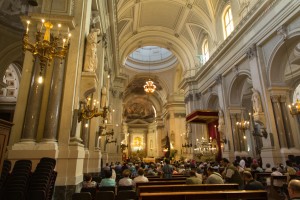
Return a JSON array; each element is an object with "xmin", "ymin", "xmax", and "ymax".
[{"xmin": 117, "ymin": 0, "xmax": 222, "ymax": 106}]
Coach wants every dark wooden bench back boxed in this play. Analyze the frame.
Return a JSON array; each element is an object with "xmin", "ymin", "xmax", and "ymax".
[
  {"xmin": 135, "ymin": 180, "xmax": 186, "ymax": 188},
  {"xmin": 139, "ymin": 190, "xmax": 268, "ymax": 200},
  {"xmin": 148, "ymin": 177, "xmax": 186, "ymax": 181},
  {"xmin": 137, "ymin": 184, "xmax": 239, "ymax": 195}
]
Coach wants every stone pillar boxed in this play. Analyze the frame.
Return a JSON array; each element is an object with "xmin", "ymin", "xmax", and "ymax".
[
  {"xmin": 230, "ymin": 114, "xmax": 240, "ymax": 152},
  {"xmin": 271, "ymin": 95, "xmax": 287, "ymax": 148},
  {"xmin": 21, "ymin": 58, "xmax": 46, "ymax": 142},
  {"xmin": 280, "ymin": 96, "xmax": 294, "ymax": 148},
  {"xmin": 42, "ymin": 58, "xmax": 66, "ymax": 142}
]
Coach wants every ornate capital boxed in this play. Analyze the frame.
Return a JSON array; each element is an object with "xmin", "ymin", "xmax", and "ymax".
[
  {"xmin": 246, "ymin": 44, "xmax": 257, "ymax": 59},
  {"xmin": 271, "ymin": 95, "xmax": 280, "ymax": 103},
  {"xmin": 111, "ymin": 89, "xmax": 118, "ymax": 97},
  {"xmin": 277, "ymin": 25, "xmax": 287, "ymax": 40},
  {"xmin": 215, "ymin": 74, "xmax": 222, "ymax": 84},
  {"xmin": 195, "ymin": 92, "xmax": 201, "ymax": 100},
  {"xmin": 280, "ymin": 95, "xmax": 286, "ymax": 103}
]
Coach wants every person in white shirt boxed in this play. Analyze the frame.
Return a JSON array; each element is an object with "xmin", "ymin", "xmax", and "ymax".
[
  {"xmin": 119, "ymin": 169, "xmax": 135, "ymax": 187},
  {"xmin": 271, "ymin": 167, "xmax": 284, "ymax": 187},
  {"xmin": 133, "ymin": 168, "xmax": 149, "ymax": 183}
]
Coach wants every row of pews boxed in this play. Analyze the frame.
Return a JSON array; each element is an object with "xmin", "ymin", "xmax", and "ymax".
[{"xmin": 136, "ymin": 178, "xmax": 267, "ymax": 200}]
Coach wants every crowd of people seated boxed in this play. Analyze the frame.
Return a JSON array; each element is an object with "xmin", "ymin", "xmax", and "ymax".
[{"xmin": 79, "ymin": 155, "xmax": 300, "ymax": 199}]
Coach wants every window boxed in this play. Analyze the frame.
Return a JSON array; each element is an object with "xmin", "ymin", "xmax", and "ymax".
[
  {"xmin": 223, "ymin": 7, "xmax": 234, "ymax": 39},
  {"xmin": 202, "ymin": 39, "xmax": 209, "ymax": 64}
]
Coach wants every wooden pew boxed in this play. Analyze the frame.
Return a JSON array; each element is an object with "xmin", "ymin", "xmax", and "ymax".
[
  {"xmin": 139, "ymin": 190, "xmax": 268, "ymax": 200},
  {"xmin": 137, "ymin": 184, "xmax": 239, "ymax": 195},
  {"xmin": 148, "ymin": 177, "xmax": 186, "ymax": 181},
  {"xmin": 135, "ymin": 180, "xmax": 186, "ymax": 188}
]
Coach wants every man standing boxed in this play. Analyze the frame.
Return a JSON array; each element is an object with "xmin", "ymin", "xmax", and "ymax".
[
  {"xmin": 288, "ymin": 180, "xmax": 300, "ymax": 200},
  {"xmin": 221, "ymin": 158, "xmax": 244, "ymax": 189}
]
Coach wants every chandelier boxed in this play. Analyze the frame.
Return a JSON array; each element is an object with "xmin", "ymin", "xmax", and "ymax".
[
  {"xmin": 144, "ymin": 53, "xmax": 156, "ymax": 94},
  {"xmin": 144, "ymin": 79, "xmax": 156, "ymax": 94},
  {"xmin": 23, "ymin": 2, "xmax": 71, "ymax": 84}
]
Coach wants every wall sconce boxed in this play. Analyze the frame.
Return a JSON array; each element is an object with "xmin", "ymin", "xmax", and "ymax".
[
  {"xmin": 106, "ymin": 138, "xmax": 117, "ymax": 145},
  {"xmin": 120, "ymin": 143, "xmax": 128, "ymax": 151},
  {"xmin": 98, "ymin": 125, "xmax": 114, "ymax": 137},
  {"xmin": 78, "ymin": 96, "xmax": 109, "ymax": 122}
]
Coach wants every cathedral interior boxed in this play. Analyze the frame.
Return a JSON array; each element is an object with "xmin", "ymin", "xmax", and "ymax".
[{"xmin": 0, "ymin": 0, "xmax": 300, "ymax": 198}]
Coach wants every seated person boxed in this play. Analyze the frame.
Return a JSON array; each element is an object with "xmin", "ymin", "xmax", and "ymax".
[
  {"xmin": 186, "ymin": 170, "xmax": 202, "ymax": 184},
  {"xmin": 82, "ymin": 174, "xmax": 97, "ymax": 188},
  {"xmin": 288, "ymin": 179, "xmax": 300, "ymax": 199},
  {"xmin": 243, "ymin": 171, "xmax": 265, "ymax": 190},
  {"xmin": 99, "ymin": 170, "xmax": 116, "ymax": 187},
  {"xmin": 206, "ymin": 167, "xmax": 224, "ymax": 184},
  {"xmin": 265, "ymin": 163, "xmax": 272, "ymax": 172},
  {"xmin": 119, "ymin": 169, "xmax": 135, "ymax": 187},
  {"xmin": 133, "ymin": 168, "xmax": 149, "ymax": 183},
  {"xmin": 271, "ymin": 167, "xmax": 284, "ymax": 187}
]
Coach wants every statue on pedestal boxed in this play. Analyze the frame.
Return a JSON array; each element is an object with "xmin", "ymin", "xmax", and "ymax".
[
  {"xmin": 251, "ymin": 88, "xmax": 262, "ymax": 114},
  {"xmin": 83, "ymin": 29, "xmax": 100, "ymax": 72},
  {"xmin": 218, "ymin": 109, "xmax": 225, "ymax": 133}
]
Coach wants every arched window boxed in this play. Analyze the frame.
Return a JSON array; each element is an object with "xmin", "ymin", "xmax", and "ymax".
[
  {"xmin": 223, "ymin": 7, "xmax": 234, "ymax": 39},
  {"xmin": 0, "ymin": 64, "xmax": 20, "ymax": 102},
  {"xmin": 202, "ymin": 39, "xmax": 209, "ymax": 64}
]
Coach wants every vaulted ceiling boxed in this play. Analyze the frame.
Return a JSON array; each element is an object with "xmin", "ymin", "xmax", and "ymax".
[{"xmin": 117, "ymin": 0, "xmax": 225, "ymax": 115}]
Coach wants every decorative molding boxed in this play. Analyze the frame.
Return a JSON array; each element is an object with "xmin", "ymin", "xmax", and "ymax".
[{"xmin": 232, "ymin": 65, "xmax": 239, "ymax": 76}]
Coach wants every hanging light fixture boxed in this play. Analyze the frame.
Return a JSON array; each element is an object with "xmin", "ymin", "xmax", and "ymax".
[
  {"xmin": 23, "ymin": 0, "xmax": 71, "ymax": 84},
  {"xmin": 144, "ymin": 52, "xmax": 156, "ymax": 94}
]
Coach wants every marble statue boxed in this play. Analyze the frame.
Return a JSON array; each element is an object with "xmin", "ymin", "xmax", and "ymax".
[
  {"xmin": 100, "ymin": 86, "xmax": 107, "ymax": 108},
  {"xmin": 218, "ymin": 109, "xmax": 225, "ymax": 132},
  {"xmin": 83, "ymin": 29, "xmax": 100, "ymax": 72},
  {"xmin": 251, "ymin": 88, "xmax": 262, "ymax": 113}
]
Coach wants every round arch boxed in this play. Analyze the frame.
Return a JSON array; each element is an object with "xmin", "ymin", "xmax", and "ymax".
[
  {"xmin": 228, "ymin": 72, "xmax": 252, "ymax": 107},
  {"xmin": 206, "ymin": 92, "xmax": 219, "ymax": 110},
  {"xmin": 269, "ymin": 35, "xmax": 300, "ymax": 88}
]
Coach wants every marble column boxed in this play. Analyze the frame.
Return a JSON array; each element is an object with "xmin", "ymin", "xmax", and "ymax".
[
  {"xmin": 21, "ymin": 58, "xmax": 46, "ymax": 142},
  {"xmin": 230, "ymin": 114, "xmax": 239, "ymax": 152},
  {"xmin": 42, "ymin": 58, "xmax": 66, "ymax": 142},
  {"xmin": 271, "ymin": 95, "xmax": 287, "ymax": 148},
  {"xmin": 280, "ymin": 96, "xmax": 294, "ymax": 148}
]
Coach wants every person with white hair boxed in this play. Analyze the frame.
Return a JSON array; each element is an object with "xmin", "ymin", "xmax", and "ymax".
[{"xmin": 288, "ymin": 179, "xmax": 300, "ymax": 200}]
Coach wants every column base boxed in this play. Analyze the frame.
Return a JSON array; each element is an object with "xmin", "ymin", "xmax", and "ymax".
[
  {"xmin": 69, "ymin": 137, "xmax": 84, "ymax": 146},
  {"xmin": 53, "ymin": 183, "xmax": 81, "ymax": 200}
]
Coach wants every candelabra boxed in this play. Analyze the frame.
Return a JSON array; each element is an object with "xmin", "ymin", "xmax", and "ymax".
[
  {"xmin": 289, "ymin": 99, "xmax": 300, "ymax": 115},
  {"xmin": 182, "ymin": 142, "xmax": 192, "ymax": 148},
  {"xmin": 23, "ymin": 18, "xmax": 71, "ymax": 84},
  {"xmin": 194, "ymin": 137, "xmax": 216, "ymax": 158}
]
